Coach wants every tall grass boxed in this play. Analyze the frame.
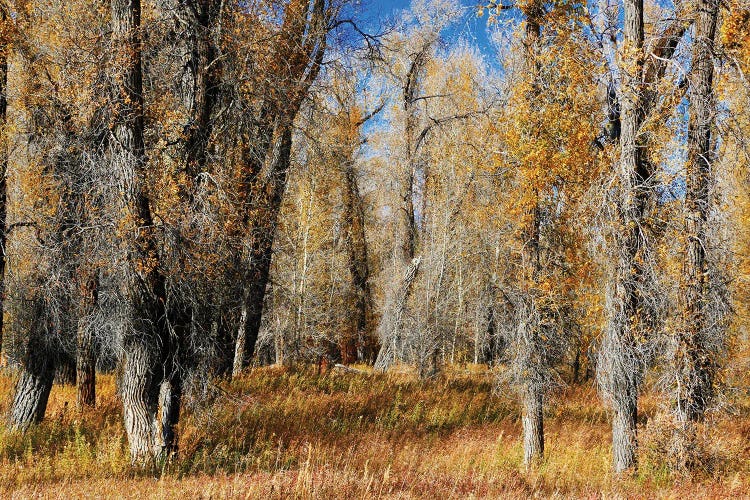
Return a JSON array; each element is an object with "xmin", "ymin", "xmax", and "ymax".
[{"xmin": 0, "ymin": 364, "xmax": 747, "ymax": 498}]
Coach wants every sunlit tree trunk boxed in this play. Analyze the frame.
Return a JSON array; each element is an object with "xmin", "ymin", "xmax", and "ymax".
[
  {"xmin": 601, "ymin": 0, "xmax": 647, "ymax": 473},
  {"xmin": 110, "ymin": 0, "xmax": 170, "ymax": 463}
]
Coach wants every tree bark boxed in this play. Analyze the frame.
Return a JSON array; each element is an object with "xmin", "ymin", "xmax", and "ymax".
[
  {"xmin": 677, "ymin": 0, "xmax": 719, "ymax": 425},
  {"xmin": 522, "ymin": 389, "xmax": 544, "ymax": 467},
  {"xmin": 76, "ymin": 275, "xmax": 98, "ymax": 409},
  {"xmin": 9, "ymin": 351, "xmax": 55, "ymax": 431},
  {"xmin": 55, "ymin": 354, "xmax": 77, "ymax": 386},
  {"xmin": 232, "ymin": 0, "xmax": 328, "ymax": 374},
  {"xmin": 601, "ymin": 0, "xmax": 647, "ymax": 474},
  {"xmin": 518, "ymin": 1, "xmax": 546, "ymax": 467},
  {"xmin": 110, "ymin": 0, "xmax": 171, "ymax": 463},
  {"xmin": 0, "ymin": 8, "xmax": 9, "ymax": 358},
  {"xmin": 233, "ymin": 126, "xmax": 294, "ymax": 373}
]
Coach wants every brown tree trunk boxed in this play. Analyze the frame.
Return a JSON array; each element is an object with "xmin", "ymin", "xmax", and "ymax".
[
  {"xmin": 55, "ymin": 354, "xmax": 77, "ymax": 386},
  {"xmin": 76, "ymin": 275, "xmax": 98, "ymax": 409},
  {"xmin": 233, "ymin": 126, "xmax": 294, "ymax": 374},
  {"xmin": 677, "ymin": 0, "xmax": 719, "ymax": 425},
  {"xmin": 0, "ymin": 8, "xmax": 8, "ymax": 358},
  {"xmin": 340, "ymin": 159, "xmax": 375, "ymax": 364},
  {"xmin": 231, "ymin": 0, "xmax": 328, "ymax": 375}
]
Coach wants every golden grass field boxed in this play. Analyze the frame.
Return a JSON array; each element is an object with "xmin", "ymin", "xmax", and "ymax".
[{"xmin": 0, "ymin": 365, "xmax": 748, "ymax": 499}]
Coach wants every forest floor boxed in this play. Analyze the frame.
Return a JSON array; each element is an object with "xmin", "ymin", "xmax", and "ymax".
[{"xmin": 0, "ymin": 364, "xmax": 748, "ymax": 499}]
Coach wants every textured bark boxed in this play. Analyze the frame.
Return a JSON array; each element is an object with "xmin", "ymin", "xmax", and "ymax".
[
  {"xmin": 76, "ymin": 276, "xmax": 98, "ymax": 408},
  {"xmin": 55, "ymin": 355, "xmax": 77, "ymax": 386},
  {"xmin": 603, "ymin": 0, "xmax": 646, "ymax": 473},
  {"xmin": 518, "ymin": 1, "xmax": 546, "ymax": 467},
  {"xmin": 156, "ymin": 374, "xmax": 182, "ymax": 458},
  {"xmin": 9, "ymin": 352, "xmax": 55, "ymax": 431},
  {"xmin": 233, "ymin": 127, "xmax": 294, "ymax": 373},
  {"xmin": 598, "ymin": 8, "xmax": 690, "ymax": 474},
  {"xmin": 676, "ymin": 0, "xmax": 719, "ymax": 425},
  {"xmin": 522, "ymin": 389, "xmax": 544, "ymax": 467},
  {"xmin": 110, "ymin": 0, "xmax": 170, "ymax": 463},
  {"xmin": 611, "ymin": 390, "xmax": 638, "ymax": 471}
]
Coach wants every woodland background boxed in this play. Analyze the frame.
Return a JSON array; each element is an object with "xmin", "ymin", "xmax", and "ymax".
[{"xmin": 0, "ymin": 0, "xmax": 748, "ymax": 496}]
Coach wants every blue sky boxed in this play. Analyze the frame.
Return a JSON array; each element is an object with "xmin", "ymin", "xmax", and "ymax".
[{"xmin": 357, "ymin": 0, "xmax": 503, "ymax": 61}]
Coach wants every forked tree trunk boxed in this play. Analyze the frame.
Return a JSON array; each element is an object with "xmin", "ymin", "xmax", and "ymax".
[
  {"xmin": 231, "ymin": 0, "xmax": 328, "ymax": 376},
  {"xmin": 598, "ymin": 0, "xmax": 647, "ymax": 474}
]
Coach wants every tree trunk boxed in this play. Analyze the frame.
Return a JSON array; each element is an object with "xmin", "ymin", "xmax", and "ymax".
[
  {"xmin": 77, "ymin": 323, "xmax": 96, "ymax": 408},
  {"xmin": 76, "ymin": 274, "xmax": 98, "ymax": 408},
  {"xmin": 0, "ymin": 8, "xmax": 8, "ymax": 358},
  {"xmin": 233, "ymin": 126, "xmax": 294, "ymax": 373},
  {"xmin": 676, "ymin": 0, "xmax": 719, "ymax": 425},
  {"xmin": 341, "ymin": 159, "xmax": 375, "ymax": 363},
  {"xmin": 9, "ymin": 354, "xmax": 55, "ymax": 431},
  {"xmin": 230, "ymin": 0, "xmax": 328, "ymax": 375},
  {"xmin": 110, "ymin": 0, "xmax": 170, "ymax": 463},
  {"xmin": 597, "ymin": 0, "xmax": 648, "ymax": 475},
  {"xmin": 516, "ymin": 2, "xmax": 546, "ymax": 467},
  {"xmin": 156, "ymin": 373, "xmax": 182, "ymax": 459},
  {"xmin": 55, "ymin": 354, "xmax": 77, "ymax": 386},
  {"xmin": 611, "ymin": 391, "xmax": 638, "ymax": 472},
  {"xmin": 121, "ymin": 338, "xmax": 158, "ymax": 461},
  {"xmin": 522, "ymin": 389, "xmax": 544, "ymax": 466}
]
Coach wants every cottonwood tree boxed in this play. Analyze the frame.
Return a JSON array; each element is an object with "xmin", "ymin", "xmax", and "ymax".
[{"xmin": 597, "ymin": 0, "xmax": 690, "ymax": 473}]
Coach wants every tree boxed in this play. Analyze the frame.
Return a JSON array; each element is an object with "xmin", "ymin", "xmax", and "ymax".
[{"xmin": 598, "ymin": 0, "xmax": 689, "ymax": 473}]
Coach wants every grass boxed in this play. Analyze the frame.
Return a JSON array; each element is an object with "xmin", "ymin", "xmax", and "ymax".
[{"xmin": 0, "ymin": 364, "xmax": 748, "ymax": 498}]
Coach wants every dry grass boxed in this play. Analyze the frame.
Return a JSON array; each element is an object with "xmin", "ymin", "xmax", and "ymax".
[{"xmin": 0, "ymin": 364, "xmax": 748, "ymax": 498}]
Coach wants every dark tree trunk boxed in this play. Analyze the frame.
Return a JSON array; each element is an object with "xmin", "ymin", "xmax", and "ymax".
[
  {"xmin": 677, "ymin": 0, "xmax": 719, "ymax": 425},
  {"xmin": 9, "ymin": 334, "xmax": 56, "ymax": 431},
  {"xmin": 231, "ymin": 0, "xmax": 328, "ymax": 375},
  {"xmin": 341, "ymin": 159, "xmax": 375, "ymax": 364},
  {"xmin": 76, "ymin": 275, "xmax": 98, "ymax": 408},
  {"xmin": 233, "ymin": 127, "xmax": 294, "ymax": 375},
  {"xmin": 0, "ymin": 8, "xmax": 8, "ymax": 358},
  {"xmin": 55, "ymin": 354, "xmax": 77, "ymax": 386}
]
